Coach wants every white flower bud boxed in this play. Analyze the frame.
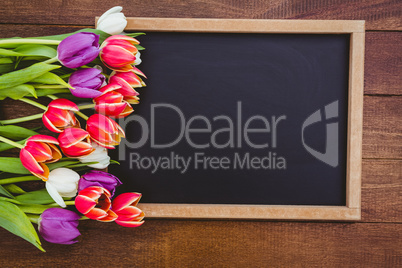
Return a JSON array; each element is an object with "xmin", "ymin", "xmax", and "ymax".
[
  {"xmin": 45, "ymin": 168, "xmax": 80, "ymax": 207},
  {"xmin": 97, "ymin": 6, "xmax": 127, "ymax": 35},
  {"xmin": 78, "ymin": 142, "xmax": 110, "ymax": 169}
]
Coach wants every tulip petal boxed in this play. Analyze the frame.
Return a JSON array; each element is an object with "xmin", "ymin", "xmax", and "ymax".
[
  {"xmin": 84, "ymin": 207, "xmax": 108, "ymax": 220},
  {"xmin": 46, "ymin": 181, "xmax": 67, "ymax": 208},
  {"xmin": 75, "ymin": 195, "xmax": 96, "ymax": 214},
  {"xmin": 98, "ymin": 209, "xmax": 118, "ymax": 222},
  {"xmin": 115, "ymin": 220, "xmax": 144, "ymax": 228},
  {"xmin": 42, "ymin": 114, "xmax": 64, "ymax": 133},
  {"xmin": 20, "ymin": 148, "xmax": 45, "ymax": 174},
  {"xmin": 115, "ymin": 206, "xmax": 143, "ymax": 221},
  {"xmin": 48, "ymin": 99, "xmax": 79, "ymax": 111},
  {"xmin": 112, "ymin": 192, "xmax": 142, "ymax": 212},
  {"xmin": 27, "ymin": 135, "xmax": 59, "ymax": 144}
]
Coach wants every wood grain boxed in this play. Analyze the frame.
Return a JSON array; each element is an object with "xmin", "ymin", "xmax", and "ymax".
[
  {"xmin": 365, "ymin": 32, "xmax": 402, "ymax": 95},
  {"xmin": 0, "ymin": 0, "xmax": 400, "ymax": 30},
  {"xmin": 363, "ymin": 96, "xmax": 402, "ymax": 159},
  {"xmin": 361, "ymin": 160, "xmax": 402, "ymax": 222},
  {"xmin": 0, "ymin": 220, "xmax": 400, "ymax": 267}
]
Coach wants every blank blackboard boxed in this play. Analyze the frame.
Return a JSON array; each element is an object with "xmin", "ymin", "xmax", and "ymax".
[{"xmin": 108, "ymin": 18, "xmax": 364, "ymax": 220}]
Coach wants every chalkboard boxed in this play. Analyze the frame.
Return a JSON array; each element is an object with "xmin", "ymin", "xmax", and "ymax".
[{"xmin": 108, "ymin": 19, "xmax": 365, "ymax": 220}]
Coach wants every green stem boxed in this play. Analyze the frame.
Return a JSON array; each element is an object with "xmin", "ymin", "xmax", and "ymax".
[
  {"xmin": 0, "ymin": 113, "xmax": 43, "ymax": 124},
  {"xmin": 75, "ymin": 111, "xmax": 89, "ymax": 120},
  {"xmin": 19, "ymin": 98, "xmax": 47, "ymax": 110},
  {"xmin": 0, "ymin": 39, "xmax": 61, "ymax": 46},
  {"xmin": 78, "ymin": 104, "xmax": 95, "ymax": 110},
  {"xmin": 47, "ymin": 94, "xmax": 58, "ymax": 100},
  {"xmin": 42, "ymin": 56, "xmax": 58, "ymax": 64},
  {"xmin": 64, "ymin": 201, "xmax": 75, "ymax": 206},
  {"xmin": 0, "ymin": 176, "xmax": 40, "ymax": 185},
  {"xmin": 34, "ymin": 85, "xmax": 68, "ymax": 89},
  {"xmin": 0, "ymin": 136, "xmax": 24, "ymax": 149},
  {"xmin": 27, "ymin": 214, "xmax": 39, "ymax": 224},
  {"xmin": 0, "ymin": 197, "xmax": 21, "ymax": 204},
  {"xmin": 79, "ymin": 216, "xmax": 89, "ymax": 221}
]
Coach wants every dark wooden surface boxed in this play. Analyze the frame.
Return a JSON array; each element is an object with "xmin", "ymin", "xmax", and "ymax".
[{"xmin": 0, "ymin": 1, "xmax": 401, "ymax": 267}]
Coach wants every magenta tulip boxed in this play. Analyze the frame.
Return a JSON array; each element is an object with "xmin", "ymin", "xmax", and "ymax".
[{"xmin": 69, "ymin": 68, "xmax": 105, "ymax": 98}]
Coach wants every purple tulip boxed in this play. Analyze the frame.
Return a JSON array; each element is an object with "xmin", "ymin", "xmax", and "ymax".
[
  {"xmin": 68, "ymin": 68, "xmax": 105, "ymax": 98},
  {"xmin": 38, "ymin": 208, "xmax": 81, "ymax": 245},
  {"xmin": 57, "ymin": 32, "xmax": 100, "ymax": 68},
  {"xmin": 78, "ymin": 170, "xmax": 122, "ymax": 196}
]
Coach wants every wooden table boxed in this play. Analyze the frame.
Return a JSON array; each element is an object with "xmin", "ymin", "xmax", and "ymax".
[{"xmin": 0, "ymin": 1, "xmax": 401, "ymax": 266}]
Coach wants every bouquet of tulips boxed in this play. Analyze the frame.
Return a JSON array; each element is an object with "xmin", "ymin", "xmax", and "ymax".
[{"xmin": 0, "ymin": 7, "xmax": 145, "ymax": 251}]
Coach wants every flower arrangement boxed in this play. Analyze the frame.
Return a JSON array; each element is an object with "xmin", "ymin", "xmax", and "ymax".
[{"xmin": 0, "ymin": 7, "xmax": 145, "ymax": 251}]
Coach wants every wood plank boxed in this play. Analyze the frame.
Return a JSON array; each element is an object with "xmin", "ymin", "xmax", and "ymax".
[
  {"xmin": 0, "ymin": 0, "xmax": 400, "ymax": 30},
  {"xmin": 365, "ymin": 32, "xmax": 402, "ymax": 95},
  {"xmin": 0, "ymin": 221, "xmax": 400, "ymax": 266},
  {"xmin": 363, "ymin": 96, "xmax": 402, "ymax": 159},
  {"xmin": 362, "ymin": 160, "xmax": 402, "ymax": 222}
]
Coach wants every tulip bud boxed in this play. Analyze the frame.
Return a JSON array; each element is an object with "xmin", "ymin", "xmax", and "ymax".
[
  {"xmin": 109, "ymin": 67, "xmax": 146, "ymax": 98},
  {"xmin": 42, "ymin": 99, "xmax": 80, "ymax": 133},
  {"xmin": 57, "ymin": 32, "xmax": 100, "ymax": 68},
  {"xmin": 94, "ymin": 90, "xmax": 134, "ymax": 118},
  {"xmin": 96, "ymin": 6, "xmax": 127, "ymax": 35},
  {"xmin": 78, "ymin": 142, "xmax": 110, "ymax": 169},
  {"xmin": 78, "ymin": 170, "xmax": 122, "ymax": 196},
  {"xmin": 38, "ymin": 208, "xmax": 81, "ymax": 245},
  {"xmin": 112, "ymin": 192, "xmax": 144, "ymax": 227},
  {"xmin": 45, "ymin": 168, "xmax": 80, "ymax": 207},
  {"xmin": 75, "ymin": 186, "xmax": 117, "ymax": 222},
  {"xmin": 20, "ymin": 135, "xmax": 62, "ymax": 181},
  {"xmin": 69, "ymin": 68, "xmax": 105, "ymax": 98},
  {"xmin": 86, "ymin": 114, "xmax": 125, "ymax": 149},
  {"xmin": 100, "ymin": 35, "xmax": 140, "ymax": 71},
  {"xmin": 58, "ymin": 128, "xmax": 94, "ymax": 158}
]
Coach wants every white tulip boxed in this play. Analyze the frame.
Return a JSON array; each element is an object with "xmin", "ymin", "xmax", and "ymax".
[
  {"xmin": 45, "ymin": 168, "xmax": 80, "ymax": 208},
  {"xmin": 134, "ymin": 51, "xmax": 142, "ymax": 66},
  {"xmin": 78, "ymin": 142, "xmax": 110, "ymax": 169},
  {"xmin": 97, "ymin": 6, "xmax": 127, "ymax": 35}
]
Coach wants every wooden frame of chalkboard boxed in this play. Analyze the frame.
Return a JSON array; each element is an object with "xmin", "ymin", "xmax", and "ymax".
[{"xmin": 103, "ymin": 18, "xmax": 364, "ymax": 221}]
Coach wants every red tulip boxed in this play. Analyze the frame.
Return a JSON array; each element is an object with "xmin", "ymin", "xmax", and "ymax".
[
  {"xmin": 109, "ymin": 67, "xmax": 146, "ymax": 99},
  {"xmin": 94, "ymin": 83, "xmax": 133, "ymax": 118},
  {"xmin": 75, "ymin": 186, "xmax": 117, "ymax": 222},
  {"xmin": 58, "ymin": 128, "xmax": 94, "ymax": 158},
  {"xmin": 86, "ymin": 114, "xmax": 125, "ymax": 149},
  {"xmin": 112, "ymin": 192, "xmax": 144, "ymax": 227},
  {"xmin": 100, "ymin": 35, "xmax": 140, "ymax": 71},
  {"xmin": 42, "ymin": 99, "xmax": 80, "ymax": 133},
  {"xmin": 20, "ymin": 135, "xmax": 62, "ymax": 181}
]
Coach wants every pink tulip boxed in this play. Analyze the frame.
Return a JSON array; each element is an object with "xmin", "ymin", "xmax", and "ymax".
[
  {"xmin": 75, "ymin": 186, "xmax": 117, "ymax": 222},
  {"xmin": 112, "ymin": 192, "xmax": 144, "ymax": 227},
  {"xmin": 42, "ymin": 99, "xmax": 80, "ymax": 133},
  {"xmin": 20, "ymin": 135, "xmax": 62, "ymax": 181},
  {"xmin": 86, "ymin": 114, "xmax": 125, "ymax": 149},
  {"xmin": 58, "ymin": 128, "xmax": 94, "ymax": 158},
  {"xmin": 94, "ymin": 84, "xmax": 133, "ymax": 118},
  {"xmin": 109, "ymin": 67, "xmax": 146, "ymax": 98},
  {"xmin": 100, "ymin": 35, "xmax": 140, "ymax": 71}
]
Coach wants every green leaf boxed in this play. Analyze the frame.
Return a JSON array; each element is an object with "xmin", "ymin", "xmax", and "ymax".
[
  {"xmin": 29, "ymin": 88, "xmax": 70, "ymax": 97},
  {"xmin": 30, "ymin": 72, "xmax": 72, "ymax": 88},
  {"xmin": 0, "ymin": 84, "xmax": 37, "ymax": 100},
  {"xmin": 0, "ymin": 62, "xmax": 60, "ymax": 90},
  {"xmin": 0, "ymin": 63, "xmax": 14, "ymax": 74},
  {"xmin": 0, "ymin": 139, "xmax": 27, "ymax": 152},
  {"xmin": 0, "ymin": 157, "xmax": 30, "ymax": 174},
  {"xmin": 48, "ymin": 161, "xmax": 79, "ymax": 171},
  {"xmin": 0, "ymin": 48, "xmax": 23, "ymax": 56},
  {"xmin": 0, "ymin": 200, "xmax": 44, "ymax": 251},
  {"xmin": 3, "ymin": 184, "xmax": 26, "ymax": 195},
  {"xmin": 0, "ymin": 185, "xmax": 14, "ymax": 198},
  {"xmin": 125, "ymin": 32, "xmax": 146, "ymax": 38},
  {"xmin": 31, "ymin": 28, "xmax": 111, "ymax": 45},
  {"xmin": 0, "ymin": 126, "xmax": 38, "ymax": 140},
  {"xmin": 0, "ymin": 58, "xmax": 13, "ymax": 64},
  {"xmin": 17, "ymin": 204, "xmax": 51, "ymax": 214},
  {"xmin": 135, "ymin": 44, "xmax": 145, "ymax": 50},
  {"xmin": 14, "ymin": 45, "xmax": 57, "ymax": 58},
  {"xmin": 15, "ymin": 189, "xmax": 53, "ymax": 205}
]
